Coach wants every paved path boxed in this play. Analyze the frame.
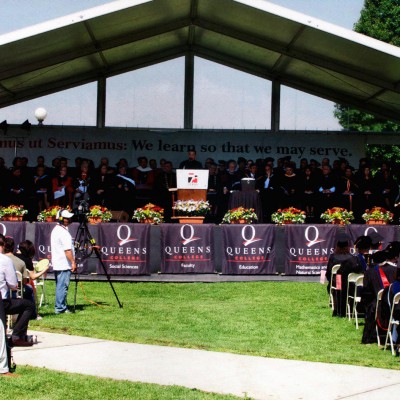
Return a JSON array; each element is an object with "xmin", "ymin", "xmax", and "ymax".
[{"xmin": 13, "ymin": 331, "xmax": 400, "ymax": 400}]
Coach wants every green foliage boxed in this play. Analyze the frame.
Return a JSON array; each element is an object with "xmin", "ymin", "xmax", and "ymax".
[
  {"xmin": 334, "ymin": 0, "xmax": 400, "ymax": 132},
  {"xmin": 32, "ymin": 281, "xmax": 400, "ymax": 370},
  {"xmin": 354, "ymin": 0, "xmax": 400, "ymax": 46},
  {"xmin": 366, "ymin": 144, "xmax": 400, "ymax": 169}
]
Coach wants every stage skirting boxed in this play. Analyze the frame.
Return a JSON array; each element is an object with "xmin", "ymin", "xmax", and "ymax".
[{"xmin": 2, "ymin": 222, "xmax": 399, "ymax": 276}]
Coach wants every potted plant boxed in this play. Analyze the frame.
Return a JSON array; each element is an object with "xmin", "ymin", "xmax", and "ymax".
[
  {"xmin": 222, "ymin": 207, "xmax": 258, "ymax": 224},
  {"xmin": 132, "ymin": 203, "xmax": 164, "ymax": 224},
  {"xmin": 87, "ymin": 205, "xmax": 112, "ymax": 224},
  {"xmin": 362, "ymin": 206, "xmax": 393, "ymax": 225},
  {"xmin": 37, "ymin": 205, "xmax": 69, "ymax": 222},
  {"xmin": 172, "ymin": 199, "xmax": 210, "ymax": 224},
  {"xmin": 320, "ymin": 207, "xmax": 354, "ymax": 225},
  {"xmin": 0, "ymin": 205, "xmax": 28, "ymax": 221},
  {"xmin": 271, "ymin": 207, "xmax": 306, "ymax": 225}
]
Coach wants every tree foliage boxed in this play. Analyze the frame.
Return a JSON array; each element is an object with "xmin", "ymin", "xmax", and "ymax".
[{"xmin": 334, "ymin": 0, "xmax": 400, "ymax": 132}]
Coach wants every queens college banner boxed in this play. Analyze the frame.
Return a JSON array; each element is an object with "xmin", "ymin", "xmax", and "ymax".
[
  {"xmin": 285, "ymin": 224, "xmax": 338, "ymax": 275},
  {"xmin": 98, "ymin": 223, "xmax": 150, "ymax": 275},
  {"xmin": 345, "ymin": 224, "xmax": 399, "ymax": 249},
  {"xmin": 160, "ymin": 224, "xmax": 214, "ymax": 273},
  {"xmin": 34, "ymin": 222, "xmax": 88, "ymax": 273},
  {"xmin": 0, "ymin": 222, "xmax": 26, "ymax": 249},
  {"xmin": 222, "ymin": 225, "xmax": 275, "ymax": 274}
]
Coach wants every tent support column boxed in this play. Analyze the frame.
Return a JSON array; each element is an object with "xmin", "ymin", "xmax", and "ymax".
[
  {"xmin": 97, "ymin": 77, "xmax": 106, "ymax": 128},
  {"xmin": 271, "ymin": 80, "xmax": 281, "ymax": 133},
  {"xmin": 184, "ymin": 53, "xmax": 194, "ymax": 129}
]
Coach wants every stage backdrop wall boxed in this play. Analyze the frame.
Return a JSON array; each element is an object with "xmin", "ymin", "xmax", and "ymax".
[{"xmin": 1, "ymin": 126, "xmax": 368, "ymax": 168}]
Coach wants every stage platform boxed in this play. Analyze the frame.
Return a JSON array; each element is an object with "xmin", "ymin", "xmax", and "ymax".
[{"xmin": 45, "ymin": 272, "xmax": 320, "ymax": 283}]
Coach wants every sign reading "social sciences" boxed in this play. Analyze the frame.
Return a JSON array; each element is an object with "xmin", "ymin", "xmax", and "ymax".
[{"xmin": 98, "ymin": 223, "xmax": 150, "ymax": 275}]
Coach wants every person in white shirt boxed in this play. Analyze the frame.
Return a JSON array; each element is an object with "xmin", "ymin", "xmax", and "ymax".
[
  {"xmin": 51, "ymin": 209, "xmax": 76, "ymax": 314},
  {"xmin": 0, "ymin": 233, "xmax": 34, "ymax": 369}
]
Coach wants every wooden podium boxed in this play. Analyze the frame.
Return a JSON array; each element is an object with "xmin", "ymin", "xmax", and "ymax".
[
  {"xmin": 171, "ymin": 170, "xmax": 209, "ymax": 218},
  {"xmin": 177, "ymin": 188, "xmax": 207, "ymax": 201}
]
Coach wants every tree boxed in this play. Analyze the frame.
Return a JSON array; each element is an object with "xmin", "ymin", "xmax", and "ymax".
[{"xmin": 334, "ymin": 0, "xmax": 400, "ymax": 132}]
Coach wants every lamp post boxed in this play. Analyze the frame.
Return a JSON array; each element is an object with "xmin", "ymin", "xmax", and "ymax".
[{"xmin": 34, "ymin": 107, "xmax": 47, "ymax": 125}]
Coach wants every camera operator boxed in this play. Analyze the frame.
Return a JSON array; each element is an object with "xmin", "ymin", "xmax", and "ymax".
[{"xmin": 51, "ymin": 209, "xmax": 76, "ymax": 314}]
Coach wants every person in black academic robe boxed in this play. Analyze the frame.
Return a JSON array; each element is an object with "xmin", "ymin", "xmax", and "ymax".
[
  {"xmin": 337, "ymin": 167, "xmax": 359, "ymax": 215},
  {"xmin": 111, "ymin": 165, "xmax": 136, "ymax": 216},
  {"xmin": 206, "ymin": 163, "xmax": 223, "ymax": 223},
  {"xmin": 257, "ymin": 164, "xmax": 280, "ymax": 223},
  {"xmin": 152, "ymin": 161, "xmax": 176, "ymax": 222},
  {"xmin": 356, "ymin": 166, "xmax": 377, "ymax": 212},
  {"xmin": 279, "ymin": 163, "xmax": 299, "ymax": 209},
  {"xmin": 298, "ymin": 166, "xmax": 318, "ymax": 219},
  {"xmin": 326, "ymin": 233, "xmax": 361, "ymax": 317},
  {"xmin": 316, "ymin": 165, "xmax": 338, "ymax": 218},
  {"xmin": 89, "ymin": 165, "xmax": 114, "ymax": 208},
  {"xmin": 33, "ymin": 166, "xmax": 52, "ymax": 213},
  {"xmin": 361, "ymin": 248, "xmax": 398, "ymax": 344},
  {"xmin": 380, "ymin": 271, "xmax": 400, "ymax": 353}
]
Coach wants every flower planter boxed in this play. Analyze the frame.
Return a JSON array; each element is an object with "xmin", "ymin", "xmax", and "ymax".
[
  {"xmin": 3, "ymin": 215, "xmax": 23, "ymax": 222},
  {"xmin": 45, "ymin": 216, "xmax": 56, "ymax": 222},
  {"xmin": 178, "ymin": 216, "xmax": 205, "ymax": 224},
  {"xmin": 140, "ymin": 219, "xmax": 156, "ymax": 224},
  {"xmin": 88, "ymin": 216, "xmax": 103, "ymax": 225},
  {"xmin": 230, "ymin": 219, "xmax": 247, "ymax": 224},
  {"xmin": 366, "ymin": 220, "xmax": 387, "ymax": 225},
  {"xmin": 282, "ymin": 220, "xmax": 293, "ymax": 225},
  {"xmin": 330, "ymin": 219, "xmax": 346, "ymax": 225}
]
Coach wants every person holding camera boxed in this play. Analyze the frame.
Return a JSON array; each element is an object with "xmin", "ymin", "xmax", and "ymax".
[{"xmin": 51, "ymin": 209, "xmax": 76, "ymax": 314}]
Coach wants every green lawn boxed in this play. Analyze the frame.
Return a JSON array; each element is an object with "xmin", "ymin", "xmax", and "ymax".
[
  {"xmin": 2, "ymin": 366, "xmax": 241, "ymax": 400},
  {"xmin": 30, "ymin": 280, "xmax": 400, "ymax": 370}
]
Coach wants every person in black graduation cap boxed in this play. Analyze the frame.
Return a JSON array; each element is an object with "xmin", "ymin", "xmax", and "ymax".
[
  {"xmin": 326, "ymin": 232, "xmax": 357, "ymax": 293},
  {"xmin": 361, "ymin": 244, "xmax": 399, "ymax": 344},
  {"xmin": 379, "ymin": 252, "xmax": 400, "ymax": 354},
  {"xmin": 326, "ymin": 231, "xmax": 362, "ymax": 317},
  {"xmin": 354, "ymin": 235, "xmax": 372, "ymax": 272}
]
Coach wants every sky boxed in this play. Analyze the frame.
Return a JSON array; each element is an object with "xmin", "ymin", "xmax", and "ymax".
[{"xmin": 0, "ymin": 0, "xmax": 366, "ymax": 130}]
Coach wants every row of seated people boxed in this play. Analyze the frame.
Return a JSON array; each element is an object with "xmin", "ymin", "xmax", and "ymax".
[
  {"xmin": 326, "ymin": 232, "xmax": 400, "ymax": 351},
  {"xmin": 1, "ymin": 233, "xmax": 49, "ymax": 374},
  {"xmin": 0, "ymin": 153, "xmax": 399, "ymax": 223}
]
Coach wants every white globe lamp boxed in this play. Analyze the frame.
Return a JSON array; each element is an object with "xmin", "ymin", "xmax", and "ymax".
[{"xmin": 34, "ymin": 107, "xmax": 48, "ymax": 125}]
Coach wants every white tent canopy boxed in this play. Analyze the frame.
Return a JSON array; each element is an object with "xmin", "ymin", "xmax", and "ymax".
[{"xmin": 0, "ymin": 0, "xmax": 399, "ymax": 127}]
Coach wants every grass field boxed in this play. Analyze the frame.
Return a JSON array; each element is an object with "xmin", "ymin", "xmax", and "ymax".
[
  {"xmin": 2, "ymin": 366, "xmax": 241, "ymax": 400},
  {"xmin": 29, "ymin": 280, "xmax": 400, "ymax": 370}
]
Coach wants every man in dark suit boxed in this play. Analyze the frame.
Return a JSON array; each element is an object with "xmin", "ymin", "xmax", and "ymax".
[{"xmin": 179, "ymin": 150, "xmax": 202, "ymax": 170}]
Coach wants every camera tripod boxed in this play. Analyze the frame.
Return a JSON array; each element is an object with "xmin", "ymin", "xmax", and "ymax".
[{"xmin": 73, "ymin": 216, "xmax": 123, "ymax": 311}]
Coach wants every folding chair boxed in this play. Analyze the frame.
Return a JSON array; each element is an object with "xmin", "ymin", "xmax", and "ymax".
[
  {"xmin": 6, "ymin": 271, "xmax": 23, "ymax": 334},
  {"xmin": 375, "ymin": 289, "xmax": 384, "ymax": 348},
  {"xmin": 34, "ymin": 259, "xmax": 49, "ymax": 308},
  {"xmin": 346, "ymin": 273, "xmax": 364, "ymax": 324},
  {"xmin": 384, "ymin": 291, "xmax": 400, "ymax": 355},
  {"xmin": 329, "ymin": 264, "xmax": 341, "ymax": 310},
  {"xmin": 352, "ymin": 275, "xmax": 364, "ymax": 329}
]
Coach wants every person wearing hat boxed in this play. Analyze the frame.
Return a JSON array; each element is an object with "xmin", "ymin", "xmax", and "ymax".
[
  {"xmin": 380, "ymin": 262, "xmax": 400, "ymax": 354},
  {"xmin": 361, "ymin": 244, "xmax": 399, "ymax": 344},
  {"xmin": 51, "ymin": 209, "xmax": 76, "ymax": 314},
  {"xmin": 326, "ymin": 232, "xmax": 361, "ymax": 317},
  {"xmin": 354, "ymin": 235, "xmax": 372, "ymax": 271}
]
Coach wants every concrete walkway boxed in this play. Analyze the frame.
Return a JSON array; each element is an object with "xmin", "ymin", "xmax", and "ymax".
[{"xmin": 13, "ymin": 331, "xmax": 400, "ymax": 400}]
